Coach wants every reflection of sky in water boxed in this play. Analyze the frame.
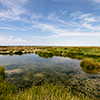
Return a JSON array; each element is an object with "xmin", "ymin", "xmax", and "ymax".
[
  {"xmin": 0, "ymin": 53, "xmax": 99, "ymax": 76},
  {"xmin": 0, "ymin": 53, "xmax": 100, "ymax": 98},
  {"xmin": 0, "ymin": 54, "xmax": 82, "ymax": 73}
]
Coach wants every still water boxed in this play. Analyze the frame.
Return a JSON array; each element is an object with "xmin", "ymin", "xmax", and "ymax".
[{"xmin": 0, "ymin": 53, "xmax": 100, "ymax": 98}]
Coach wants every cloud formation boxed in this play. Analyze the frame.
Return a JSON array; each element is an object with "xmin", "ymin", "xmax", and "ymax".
[
  {"xmin": 32, "ymin": 22, "xmax": 100, "ymax": 38},
  {"xmin": 0, "ymin": 0, "xmax": 100, "ymax": 45},
  {"xmin": 92, "ymin": 0, "xmax": 100, "ymax": 3},
  {"xmin": 71, "ymin": 11, "xmax": 100, "ymax": 31},
  {"xmin": 47, "ymin": 13, "xmax": 65, "ymax": 23},
  {"xmin": 0, "ymin": 27, "xmax": 15, "ymax": 30},
  {"xmin": 0, "ymin": 0, "xmax": 28, "ymax": 21},
  {"xmin": 0, "ymin": 35, "xmax": 32, "ymax": 44}
]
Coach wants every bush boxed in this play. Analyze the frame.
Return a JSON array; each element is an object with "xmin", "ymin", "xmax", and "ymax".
[{"xmin": 15, "ymin": 50, "xmax": 23, "ymax": 54}]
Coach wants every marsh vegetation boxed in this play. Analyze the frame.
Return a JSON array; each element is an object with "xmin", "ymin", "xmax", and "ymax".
[
  {"xmin": 0, "ymin": 46, "xmax": 100, "ymax": 99},
  {"xmin": 0, "ymin": 67, "xmax": 90, "ymax": 100}
]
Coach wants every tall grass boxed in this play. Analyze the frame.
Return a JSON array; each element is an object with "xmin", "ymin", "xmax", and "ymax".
[
  {"xmin": 0, "ymin": 67, "xmax": 90, "ymax": 100},
  {"xmin": 80, "ymin": 58, "xmax": 100, "ymax": 74},
  {"xmin": 0, "ymin": 66, "xmax": 5, "ymax": 81},
  {"xmin": 7, "ymin": 84, "xmax": 89, "ymax": 100},
  {"xmin": 0, "ymin": 67, "xmax": 17, "ymax": 100}
]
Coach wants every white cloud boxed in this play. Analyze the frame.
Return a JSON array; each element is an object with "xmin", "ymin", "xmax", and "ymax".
[
  {"xmin": 75, "ymin": 28, "xmax": 81, "ymax": 31},
  {"xmin": 8, "ymin": 36, "xmax": 13, "ymax": 41},
  {"xmin": 60, "ymin": 9, "xmax": 67, "ymax": 14},
  {"xmin": 0, "ymin": 0, "xmax": 28, "ymax": 21},
  {"xmin": 71, "ymin": 11, "xmax": 100, "ymax": 31},
  {"xmin": 79, "ymin": 14, "xmax": 91, "ymax": 19},
  {"xmin": 92, "ymin": 0, "xmax": 100, "ymax": 3},
  {"xmin": 31, "ymin": 11, "xmax": 100, "ymax": 38},
  {"xmin": 62, "ymin": 10, "xmax": 67, "ymax": 14},
  {"xmin": 0, "ymin": 36, "xmax": 32, "ymax": 44},
  {"xmin": 0, "ymin": 27, "xmax": 15, "ymax": 30},
  {"xmin": 83, "ymin": 22, "xmax": 100, "ymax": 31},
  {"xmin": 32, "ymin": 22, "xmax": 100, "ymax": 38},
  {"xmin": 71, "ymin": 11, "xmax": 100, "ymax": 22},
  {"xmin": 31, "ymin": 13, "xmax": 43, "ymax": 20},
  {"xmin": 71, "ymin": 11, "xmax": 91, "ymax": 21},
  {"xmin": 83, "ymin": 17, "xmax": 96, "ymax": 22},
  {"xmin": 48, "ymin": 13, "xmax": 66, "ymax": 23},
  {"xmin": 0, "ymin": 26, "xmax": 29, "ymax": 31},
  {"xmin": 33, "ymin": 22, "xmax": 67, "ymax": 35}
]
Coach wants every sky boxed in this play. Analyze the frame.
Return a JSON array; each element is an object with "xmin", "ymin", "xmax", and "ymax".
[{"xmin": 0, "ymin": 0, "xmax": 100, "ymax": 46}]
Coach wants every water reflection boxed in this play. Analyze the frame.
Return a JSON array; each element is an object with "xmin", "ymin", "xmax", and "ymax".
[
  {"xmin": 37, "ymin": 52, "xmax": 53, "ymax": 58},
  {"xmin": 0, "ymin": 53, "xmax": 100, "ymax": 99}
]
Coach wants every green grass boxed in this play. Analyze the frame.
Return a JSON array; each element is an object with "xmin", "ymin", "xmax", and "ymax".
[
  {"xmin": 0, "ymin": 46, "xmax": 100, "ymax": 99},
  {"xmin": 35, "ymin": 46, "xmax": 100, "ymax": 59},
  {"xmin": 0, "ymin": 67, "xmax": 17, "ymax": 100},
  {"xmin": 7, "ymin": 84, "xmax": 89, "ymax": 100},
  {"xmin": 35, "ymin": 46, "xmax": 100, "ymax": 74},
  {"xmin": 80, "ymin": 58, "xmax": 100, "ymax": 74},
  {"xmin": 0, "ymin": 46, "xmax": 100, "ymax": 59},
  {"xmin": 0, "ymin": 66, "xmax": 5, "ymax": 81},
  {"xmin": 0, "ymin": 67, "xmax": 90, "ymax": 100}
]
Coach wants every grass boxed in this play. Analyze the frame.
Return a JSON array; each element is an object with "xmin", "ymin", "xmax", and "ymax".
[
  {"xmin": 0, "ymin": 46, "xmax": 100, "ymax": 57},
  {"xmin": 7, "ymin": 84, "xmax": 89, "ymax": 100},
  {"xmin": 0, "ymin": 46, "xmax": 100, "ymax": 99},
  {"xmin": 0, "ymin": 67, "xmax": 90, "ymax": 100},
  {"xmin": 35, "ymin": 46, "xmax": 100, "ymax": 74},
  {"xmin": 0, "ymin": 46, "xmax": 100, "ymax": 74},
  {"xmin": 80, "ymin": 58, "xmax": 100, "ymax": 74},
  {"xmin": 0, "ymin": 66, "xmax": 5, "ymax": 81},
  {"xmin": 0, "ymin": 67, "xmax": 17, "ymax": 100}
]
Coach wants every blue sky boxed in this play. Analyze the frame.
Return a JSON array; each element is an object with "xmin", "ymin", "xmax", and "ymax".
[{"xmin": 0, "ymin": 0, "xmax": 100, "ymax": 46}]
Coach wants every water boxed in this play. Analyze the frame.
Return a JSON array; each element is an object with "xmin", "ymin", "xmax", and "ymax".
[{"xmin": 0, "ymin": 53, "xmax": 100, "ymax": 98}]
